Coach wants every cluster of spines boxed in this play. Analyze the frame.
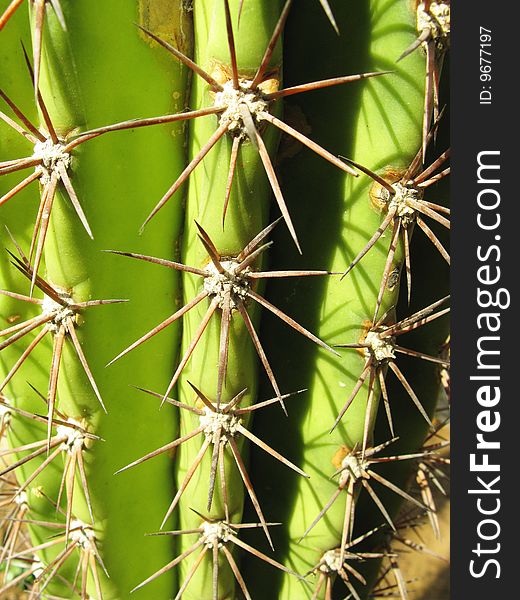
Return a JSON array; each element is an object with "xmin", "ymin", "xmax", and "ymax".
[{"xmin": 0, "ymin": 0, "xmax": 450, "ymax": 598}]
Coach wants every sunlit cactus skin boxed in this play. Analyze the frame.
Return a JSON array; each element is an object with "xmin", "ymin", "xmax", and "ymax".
[{"xmin": 0, "ymin": 1, "xmax": 449, "ymax": 599}]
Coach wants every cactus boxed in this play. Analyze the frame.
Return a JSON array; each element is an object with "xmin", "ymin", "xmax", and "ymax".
[{"xmin": 0, "ymin": 1, "xmax": 450, "ymax": 599}]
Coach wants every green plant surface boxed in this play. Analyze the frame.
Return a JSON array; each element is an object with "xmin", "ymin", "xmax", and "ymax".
[
  {"xmin": 0, "ymin": 1, "xmax": 450, "ymax": 599},
  {"xmin": 1, "ymin": 1, "xmax": 192, "ymax": 597},
  {"xmin": 243, "ymin": 1, "xmax": 434, "ymax": 598},
  {"xmin": 174, "ymin": 2, "xmax": 283, "ymax": 598}
]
